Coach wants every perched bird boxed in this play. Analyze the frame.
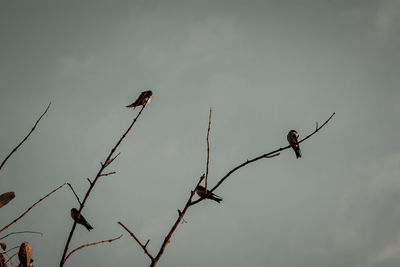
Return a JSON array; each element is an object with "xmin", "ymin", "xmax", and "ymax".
[
  {"xmin": 287, "ymin": 130, "xmax": 302, "ymax": 158},
  {"xmin": 196, "ymin": 185, "xmax": 222, "ymax": 203},
  {"xmin": 70, "ymin": 208, "xmax": 93, "ymax": 232},
  {"xmin": 126, "ymin": 90, "xmax": 152, "ymax": 109}
]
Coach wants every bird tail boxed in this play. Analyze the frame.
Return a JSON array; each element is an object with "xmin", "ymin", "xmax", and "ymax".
[
  {"xmin": 295, "ymin": 148, "xmax": 302, "ymax": 159},
  {"xmin": 126, "ymin": 104, "xmax": 137, "ymax": 109},
  {"xmin": 210, "ymin": 195, "xmax": 222, "ymax": 204},
  {"xmin": 84, "ymin": 223, "xmax": 93, "ymax": 232}
]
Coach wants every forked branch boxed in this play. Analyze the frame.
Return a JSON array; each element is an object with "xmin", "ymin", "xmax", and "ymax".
[
  {"xmin": 122, "ymin": 112, "xmax": 335, "ymax": 266},
  {"xmin": 60, "ymin": 105, "xmax": 147, "ymax": 266},
  {"xmin": 118, "ymin": 222, "xmax": 154, "ymax": 263},
  {"xmin": 191, "ymin": 111, "xmax": 336, "ymax": 204}
]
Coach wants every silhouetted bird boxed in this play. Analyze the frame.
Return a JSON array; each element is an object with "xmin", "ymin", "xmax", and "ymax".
[
  {"xmin": 287, "ymin": 130, "xmax": 302, "ymax": 158},
  {"xmin": 71, "ymin": 208, "xmax": 93, "ymax": 231},
  {"xmin": 126, "ymin": 90, "xmax": 152, "ymax": 108},
  {"xmin": 196, "ymin": 185, "xmax": 222, "ymax": 203}
]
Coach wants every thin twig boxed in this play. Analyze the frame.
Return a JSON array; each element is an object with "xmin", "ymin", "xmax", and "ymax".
[
  {"xmin": 0, "ymin": 231, "xmax": 43, "ymax": 241},
  {"xmin": 264, "ymin": 153, "xmax": 280, "ymax": 158},
  {"xmin": 60, "ymin": 105, "xmax": 147, "ymax": 267},
  {"xmin": 99, "ymin": 172, "xmax": 116, "ymax": 177},
  {"xmin": 4, "ymin": 246, "xmax": 19, "ymax": 254},
  {"xmin": 67, "ymin": 183, "xmax": 82, "ymax": 205},
  {"xmin": 5, "ymin": 251, "xmax": 18, "ymax": 264},
  {"xmin": 118, "ymin": 222, "xmax": 154, "ymax": 263},
  {"xmin": 104, "ymin": 152, "xmax": 121, "ymax": 167},
  {"xmin": 0, "ymin": 183, "xmax": 66, "ymax": 233},
  {"xmin": 0, "ymin": 102, "xmax": 51, "ymax": 172},
  {"xmin": 205, "ymin": 108, "xmax": 212, "ymax": 193},
  {"xmin": 64, "ymin": 235, "xmax": 123, "ymax": 262}
]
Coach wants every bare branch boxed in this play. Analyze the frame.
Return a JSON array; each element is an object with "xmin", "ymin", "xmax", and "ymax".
[
  {"xmin": 64, "ymin": 235, "xmax": 123, "ymax": 263},
  {"xmin": 118, "ymin": 222, "xmax": 154, "ymax": 262},
  {"xmin": 0, "ymin": 183, "xmax": 66, "ymax": 233},
  {"xmin": 0, "ymin": 231, "xmax": 43, "ymax": 241},
  {"xmin": 124, "ymin": 112, "xmax": 336, "ymax": 266},
  {"xmin": 191, "ymin": 112, "xmax": 336, "ymax": 205},
  {"xmin": 205, "ymin": 108, "xmax": 212, "ymax": 193},
  {"xmin": 0, "ymin": 102, "xmax": 51, "ymax": 172},
  {"xmin": 60, "ymin": 105, "xmax": 147, "ymax": 267},
  {"xmin": 67, "ymin": 183, "xmax": 82, "ymax": 205},
  {"xmin": 99, "ymin": 171, "xmax": 116, "ymax": 177},
  {"xmin": 87, "ymin": 178, "xmax": 92, "ymax": 185}
]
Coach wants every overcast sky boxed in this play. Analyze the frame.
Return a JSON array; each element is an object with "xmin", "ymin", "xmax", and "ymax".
[{"xmin": 1, "ymin": 0, "xmax": 400, "ymax": 266}]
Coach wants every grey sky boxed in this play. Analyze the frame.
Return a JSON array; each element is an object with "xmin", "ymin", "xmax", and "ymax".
[{"xmin": 1, "ymin": 0, "xmax": 400, "ymax": 266}]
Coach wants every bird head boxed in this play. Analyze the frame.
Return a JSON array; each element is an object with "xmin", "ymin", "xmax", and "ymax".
[{"xmin": 288, "ymin": 130, "xmax": 298, "ymax": 138}]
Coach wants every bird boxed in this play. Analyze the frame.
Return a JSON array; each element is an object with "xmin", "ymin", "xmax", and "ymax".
[
  {"xmin": 126, "ymin": 90, "xmax": 152, "ymax": 109},
  {"xmin": 196, "ymin": 185, "xmax": 222, "ymax": 203},
  {"xmin": 287, "ymin": 130, "xmax": 302, "ymax": 158},
  {"xmin": 70, "ymin": 208, "xmax": 93, "ymax": 231}
]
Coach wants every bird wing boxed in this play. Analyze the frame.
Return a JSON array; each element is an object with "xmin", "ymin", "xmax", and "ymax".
[{"xmin": 134, "ymin": 91, "xmax": 147, "ymax": 105}]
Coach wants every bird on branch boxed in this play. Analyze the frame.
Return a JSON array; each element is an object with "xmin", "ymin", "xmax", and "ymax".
[
  {"xmin": 287, "ymin": 130, "xmax": 302, "ymax": 158},
  {"xmin": 126, "ymin": 90, "xmax": 152, "ymax": 109},
  {"xmin": 70, "ymin": 208, "xmax": 93, "ymax": 232},
  {"xmin": 196, "ymin": 185, "xmax": 222, "ymax": 203}
]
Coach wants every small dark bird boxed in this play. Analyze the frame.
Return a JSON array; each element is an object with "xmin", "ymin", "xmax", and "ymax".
[
  {"xmin": 71, "ymin": 208, "xmax": 93, "ymax": 231},
  {"xmin": 287, "ymin": 130, "xmax": 302, "ymax": 158},
  {"xmin": 196, "ymin": 185, "xmax": 222, "ymax": 203},
  {"xmin": 126, "ymin": 90, "xmax": 152, "ymax": 108}
]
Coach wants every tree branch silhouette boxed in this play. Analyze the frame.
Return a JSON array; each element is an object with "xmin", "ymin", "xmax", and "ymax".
[
  {"xmin": 0, "ymin": 183, "xmax": 66, "ymax": 233},
  {"xmin": 205, "ymin": 108, "xmax": 212, "ymax": 193},
  {"xmin": 67, "ymin": 183, "xmax": 81, "ymax": 205},
  {"xmin": 0, "ymin": 102, "xmax": 51, "ymax": 172},
  {"xmin": 120, "ymin": 111, "xmax": 335, "ymax": 266},
  {"xmin": 60, "ymin": 105, "xmax": 147, "ymax": 266},
  {"xmin": 0, "ymin": 231, "xmax": 43, "ymax": 241},
  {"xmin": 64, "ymin": 235, "xmax": 123, "ymax": 263}
]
